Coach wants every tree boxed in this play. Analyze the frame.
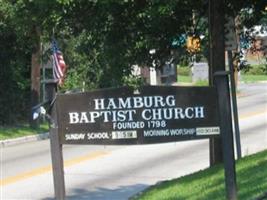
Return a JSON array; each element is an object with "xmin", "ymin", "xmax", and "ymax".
[
  {"xmin": 61, "ymin": 0, "xmax": 266, "ymax": 88},
  {"xmin": 0, "ymin": 1, "xmax": 32, "ymax": 124},
  {"xmin": 1, "ymin": 0, "xmax": 266, "ymax": 125},
  {"xmin": 0, "ymin": 0, "xmax": 67, "ymax": 125}
]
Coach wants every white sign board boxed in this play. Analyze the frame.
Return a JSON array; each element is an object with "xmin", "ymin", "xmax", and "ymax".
[{"xmin": 192, "ymin": 62, "xmax": 209, "ymax": 82}]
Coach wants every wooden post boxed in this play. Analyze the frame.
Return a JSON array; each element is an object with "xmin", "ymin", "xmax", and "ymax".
[
  {"xmin": 209, "ymin": 0, "xmax": 238, "ymax": 199},
  {"xmin": 48, "ymin": 82, "xmax": 66, "ymax": 200},
  {"xmin": 214, "ymin": 71, "xmax": 238, "ymax": 200},
  {"xmin": 208, "ymin": 0, "xmax": 223, "ymax": 165}
]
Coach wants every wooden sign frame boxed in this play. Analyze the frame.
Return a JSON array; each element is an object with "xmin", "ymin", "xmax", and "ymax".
[{"xmin": 47, "ymin": 85, "xmax": 236, "ymax": 200}]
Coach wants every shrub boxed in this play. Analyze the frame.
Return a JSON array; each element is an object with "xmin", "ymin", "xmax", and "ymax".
[
  {"xmin": 242, "ymin": 64, "xmax": 267, "ymax": 75},
  {"xmin": 177, "ymin": 66, "xmax": 191, "ymax": 76}
]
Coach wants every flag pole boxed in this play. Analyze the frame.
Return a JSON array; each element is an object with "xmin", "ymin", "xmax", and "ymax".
[{"xmin": 49, "ymin": 27, "xmax": 65, "ymax": 198}]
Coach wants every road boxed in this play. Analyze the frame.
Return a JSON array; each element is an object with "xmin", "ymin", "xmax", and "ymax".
[{"xmin": 1, "ymin": 83, "xmax": 267, "ymax": 200}]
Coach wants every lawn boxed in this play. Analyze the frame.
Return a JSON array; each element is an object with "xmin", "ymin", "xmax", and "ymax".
[
  {"xmin": 131, "ymin": 149, "xmax": 267, "ymax": 200},
  {"xmin": 0, "ymin": 123, "xmax": 49, "ymax": 140},
  {"xmin": 177, "ymin": 75, "xmax": 192, "ymax": 83},
  {"xmin": 240, "ymin": 74, "xmax": 267, "ymax": 83},
  {"xmin": 177, "ymin": 74, "xmax": 267, "ymax": 84},
  {"xmin": 177, "ymin": 64, "xmax": 267, "ymax": 84}
]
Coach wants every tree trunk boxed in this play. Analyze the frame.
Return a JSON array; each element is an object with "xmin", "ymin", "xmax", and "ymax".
[{"xmin": 30, "ymin": 26, "xmax": 41, "ymax": 129}]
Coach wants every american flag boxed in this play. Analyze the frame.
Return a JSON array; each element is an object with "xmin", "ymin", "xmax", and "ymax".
[{"xmin": 52, "ymin": 39, "xmax": 67, "ymax": 85}]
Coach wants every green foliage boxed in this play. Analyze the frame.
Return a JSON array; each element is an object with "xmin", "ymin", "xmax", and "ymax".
[
  {"xmin": 62, "ymin": 0, "xmax": 198, "ymax": 77},
  {"xmin": 178, "ymin": 56, "xmax": 191, "ymax": 68},
  {"xmin": 0, "ymin": 0, "xmax": 67, "ymax": 125},
  {"xmin": 0, "ymin": 2, "xmax": 32, "ymax": 125},
  {"xmin": 1, "ymin": 0, "xmax": 266, "ymax": 125},
  {"xmin": 177, "ymin": 66, "xmax": 191, "ymax": 76},
  {"xmin": 60, "ymin": 31, "xmax": 134, "ymax": 91},
  {"xmin": 122, "ymin": 74, "xmax": 146, "ymax": 90},
  {"xmin": 60, "ymin": 34, "xmax": 102, "ymax": 91},
  {"xmin": 242, "ymin": 64, "xmax": 267, "ymax": 75}
]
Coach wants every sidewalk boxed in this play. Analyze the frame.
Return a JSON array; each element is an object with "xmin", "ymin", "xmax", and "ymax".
[{"xmin": 0, "ymin": 132, "xmax": 49, "ymax": 147}]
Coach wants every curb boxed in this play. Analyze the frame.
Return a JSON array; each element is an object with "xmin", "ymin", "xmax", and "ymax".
[
  {"xmin": 129, "ymin": 180, "xmax": 164, "ymax": 200},
  {"xmin": 0, "ymin": 132, "xmax": 50, "ymax": 147}
]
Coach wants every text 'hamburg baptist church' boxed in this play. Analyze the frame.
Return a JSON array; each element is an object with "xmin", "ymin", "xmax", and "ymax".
[{"xmin": 68, "ymin": 95, "xmax": 205, "ymax": 130}]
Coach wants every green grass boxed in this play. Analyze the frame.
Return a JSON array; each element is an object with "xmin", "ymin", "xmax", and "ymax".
[
  {"xmin": 178, "ymin": 74, "xmax": 267, "ymax": 84},
  {"xmin": 177, "ymin": 75, "xmax": 192, "ymax": 83},
  {"xmin": 194, "ymin": 80, "xmax": 209, "ymax": 86},
  {"xmin": 0, "ymin": 123, "xmax": 49, "ymax": 140},
  {"xmin": 241, "ymin": 74, "xmax": 267, "ymax": 83},
  {"xmin": 132, "ymin": 149, "xmax": 267, "ymax": 200},
  {"xmin": 177, "ymin": 75, "xmax": 209, "ymax": 86},
  {"xmin": 177, "ymin": 64, "xmax": 267, "ymax": 84}
]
